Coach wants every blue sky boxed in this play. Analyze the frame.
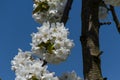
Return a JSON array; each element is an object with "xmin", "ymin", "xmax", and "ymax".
[{"xmin": 0, "ymin": 0, "xmax": 120, "ymax": 80}]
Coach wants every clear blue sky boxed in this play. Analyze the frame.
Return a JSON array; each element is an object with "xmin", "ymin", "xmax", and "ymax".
[{"xmin": 0, "ymin": 0, "xmax": 120, "ymax": 80}]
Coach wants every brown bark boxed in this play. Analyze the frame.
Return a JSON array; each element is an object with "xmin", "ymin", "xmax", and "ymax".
[{"xmin": 80, "ymin": 0, "xmax": 104, "ymax": 80}]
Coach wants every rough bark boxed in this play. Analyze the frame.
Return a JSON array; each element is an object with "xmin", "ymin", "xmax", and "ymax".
[{"xmin": 80, "ymin": 0, "xmax": 104, "ymax": 80}]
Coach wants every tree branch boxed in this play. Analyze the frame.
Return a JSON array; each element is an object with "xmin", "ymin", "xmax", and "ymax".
[
  {"xmin": 61, "ymin": 0, "xmax": 73, "ymax": 24},
  {"xmin": 110, "ymin": 5, "xmax": 120, "ymax": 33},
  {"xmin": 81, "ymin": 0, "xmax": 104, "ymax": 79}
]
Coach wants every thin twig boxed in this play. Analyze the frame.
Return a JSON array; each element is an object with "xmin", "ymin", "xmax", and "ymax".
[
  {"xmin": 40, "ymin": 58, "xmax": 47, "ymax": 66},
  {"xmin": 100, "ymin": 22, "xmax": 111, "ymax": 25},
  {"xmin": 110, "ymin": 5, "xmax": 120, "ymax": 33},
  {"xmin": 61, "ymin": 0, "xmax": 73, "ymax": 25},
  {"xmin": 42, "ymin": 60, "xmax": 47, "ymax": 66}
]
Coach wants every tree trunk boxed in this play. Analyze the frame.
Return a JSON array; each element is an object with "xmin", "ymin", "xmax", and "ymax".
[{"xmin": 80, "ymin": 0, "xmax": 104, "ymax": 80}]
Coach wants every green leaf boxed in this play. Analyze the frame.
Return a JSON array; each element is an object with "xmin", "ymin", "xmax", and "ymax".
[
  {"xmin": 28, "ymin": 76, "xmax": 39, "ymax": 80},
  {"xmin": 33, "ymin": 1, "xmax": 50, "ymax": 14}
]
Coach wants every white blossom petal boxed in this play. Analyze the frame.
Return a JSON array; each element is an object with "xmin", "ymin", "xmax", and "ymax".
[
  {"xmin": 31, "ymin": 22, "xmax": 74, "ymax": 64},
  {"xmin": 32, "ymin": 0, "xmax": 68, "ymax": 23},
  {"xmin": 11, "ymin": 49, "xmax": 58, "ymax": 80}
]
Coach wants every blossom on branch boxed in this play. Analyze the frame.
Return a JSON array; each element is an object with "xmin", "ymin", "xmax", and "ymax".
[
  {"xmin": 32, "ymin": 0, "xmax": 67, "ymax": 23},
  {"xmin": 59, "ymin": 71, "xmax": 81, "ymax": 80},
  {"xmin": 11, "ymin": 49, "xmax": 58, "ymax": 80},
  {"xmin": 104, "ymin": 0, "xmax": 120, "ymax": 6},
  {"xmin": 31, "ymin": 22, "xmax": 74, "ymax": 64}
]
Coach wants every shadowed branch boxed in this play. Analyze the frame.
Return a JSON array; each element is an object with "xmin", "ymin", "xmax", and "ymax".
[
  {"xmin": 110, "ymin": 5, "xmax": 120, "ymax": 33},
  {"xmin": 61, "ymin": 0, "xmax": 73, "ymax": 24}
]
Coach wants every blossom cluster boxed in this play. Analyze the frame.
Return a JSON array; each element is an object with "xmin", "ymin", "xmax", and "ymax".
[
  {"xmin": 31, "ymin": 22, "xmax": 74, "ymax": 64},
  {"xmin": 11, "ymin": 0, "xmax": 81, "ymax": 80},
  {"xmin": 11, "ymin": 49, "xmax": 81, "ymax": 80},
  {"xmin": 99, "ymin": 0, "xmax": 120, "ymax": 20},
  {"xmin": 11, "ymin": 49, "xmax": 59, "ymax": 80},
  {"xmin": 104, "ymin": 0, "xmax": 120, "ymax": 6},
  {"xmin": 59, "ymin": 71, "xmax": 81, "ymax": 80},
  {"xmin": 32, "ymin": 0, "xmax": 67, "ymax": 23}
]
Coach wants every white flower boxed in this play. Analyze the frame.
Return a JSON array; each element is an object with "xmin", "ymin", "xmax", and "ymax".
[
  {"xmin": 31, "ymin": 22, "xmax": 74, "ymax": 64},
  {"xmin": 32, "ymin": 0, "xmax": 67, "ymax": 23},
  {"xmin": 104, "ymin": 0, "xmax": 120, "ymax": 6},
  {"xmin": 59, "ymin": 71, "xmax": 81, "ymax": 80},
  {"xmin": 11, "ymin": 49, "xmax": 32, "ymax": 71},
  {"xmin": 11, "ymin": 49, "xmax": 58, "ymax": 80}
]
